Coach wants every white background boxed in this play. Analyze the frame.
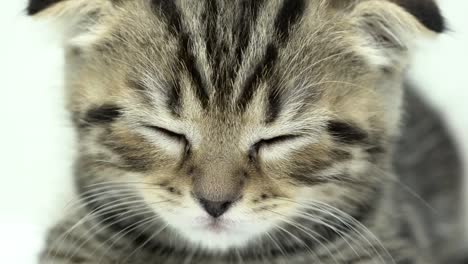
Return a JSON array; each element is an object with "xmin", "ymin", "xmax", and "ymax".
[{"xmin": 0, "ymin": 1, "xmax": 467, "ymax": 263}]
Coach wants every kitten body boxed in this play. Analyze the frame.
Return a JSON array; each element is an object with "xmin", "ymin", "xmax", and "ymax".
[{"xmin": 27, "ymin": 0, "xmax": 464, "ymax": 263}]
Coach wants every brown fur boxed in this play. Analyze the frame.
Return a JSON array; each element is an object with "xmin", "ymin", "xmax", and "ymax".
[{"xmin": 28, "ymin": 0, "xmax": 462, "ymax": 263}]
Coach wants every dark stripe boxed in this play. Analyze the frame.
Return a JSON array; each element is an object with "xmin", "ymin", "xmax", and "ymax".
[
  {"xmin": 100, "ymin": 137, "xmax": 154, "ymax": 172},
  {"xmin": 204, "ymin": 0, "xmax": 228, "ymax": 103},
  {"xmin": 238, "ymin": 44, "xmax": 278, "ymax": 110},
  {"xmin": 265, "ymin": 86, "xmax": 282, "ymax": 123},
  {"xmin": 204, "ymin": 0, "xmax": 218, "ymax": 66},
  {"xmin": 128, "ymin": 78, "xmax": 147, "ymax": 93},
  {"xmin": 235, "ymin": 0, "xmax": 264, "ymax": 64},
  {"xmin": 179, "ymin": 34, "xmax": 209, "ymax": 108},
  {"xmin": 150, "ymin": 0, "xmax": 183, "ymax": 35},
  {"xmin": 83, "ymin": 105, "xmax": 122, "ymax": 126},
  {"xmin": 274, "ymin": 0, "xmax": 306, "ymax": 43},
  {"xmin": 331, "ymin": 149, "xmax": 353, "ymax": 161},
  {"xmin": 167, "ymin": 79, "xmax": 182, "ymax": 116},
  {"xmin": 327, "ymin": 121, "xmax": 368, "ymax": 144},
  {"xmin": 288, "ymin": 174, "xmax": 334, "ymax": 186},
  {"xmin": 152, "ymin": 0, "xmax": 207, "ymax": 108},
  {"xmin": 127, "ymin": 78, "xmax": 156, "ymax": 105},
  {"xmin": 288, "ymin": 151, "xmax": 354, "ymax": 187},
  {"xmin": 27, "ymin": 0, "xmax": 64, "ymax": 15},
  {"xmin": 205, "ymin": 0, "xmax": 265, "ymax": 105},
  {"xmin": 289, "ymin": 173, "xmax": 364, "ymax": 187},
  {"xmin": 128, "ymin": 77, "xmax": 181, "ymax": 116},
  {"xmin": 288, "ymin": 160, "xmax": 334, "ymax": 187},
  {"xmin": 239, "ymin": 0, "xmax": 305, "ymax": 115},
  {"xmin": 152, "ymin": 0, "xmax": 208, "ymax": 108}
]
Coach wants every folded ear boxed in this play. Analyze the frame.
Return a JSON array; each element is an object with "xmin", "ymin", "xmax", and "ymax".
[
  {"xmin": 390, "ymin": 0, "xmax": 445, "ymax": 33},
  {"xmin": 27, "ymin": 0, "xmax": 111, "ymax": 46},
  {"xmin": 27, "ymin": 0, "xmax": 67, "ymax": 15},
  {"xmin": 349, "ymin": 0, "xmax": 445, "ymax": 69},
  {"xmin": 27, "ymin": 0, "xmax": 106, "ymax": 17}
]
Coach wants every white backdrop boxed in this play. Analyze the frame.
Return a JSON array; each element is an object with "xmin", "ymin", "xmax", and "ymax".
[{"xmin": 0, "ymin": 1, "xmax": 467, "ymax": 263}]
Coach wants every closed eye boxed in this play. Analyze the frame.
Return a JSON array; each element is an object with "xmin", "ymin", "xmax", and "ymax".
[
  {"xmin": 143, "ymin": 125, "xmax": 191, "ymax": 157},
  {"xmin": 144, "ymin": 125, "xmax": 187, "ymax": 142},
  {"xmin": 257, "ymin": 134, "xmax": 299, "ymax": 146},
  {"xmin": 249, "ymin": 134, "xmax": 300, "ymax": 161}
]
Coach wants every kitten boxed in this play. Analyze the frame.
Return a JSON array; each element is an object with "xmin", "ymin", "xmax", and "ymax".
[{"xmin": 27, "ymin": 0, "xmax": 464, "ymax": 263}]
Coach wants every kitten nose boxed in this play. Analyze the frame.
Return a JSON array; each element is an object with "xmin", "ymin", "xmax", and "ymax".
[{"xmin": 198, "ymin": 198, "xmax": 233, "ymax": 218}]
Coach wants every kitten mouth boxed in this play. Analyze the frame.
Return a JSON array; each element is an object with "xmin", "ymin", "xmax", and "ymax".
[
  {"xmin": 206, "ymin": 221, "xmax": 225, "ymax": 233},
  {"xmin": 199, "ymin": 218, "xmax": 232, "ymax": 234}
]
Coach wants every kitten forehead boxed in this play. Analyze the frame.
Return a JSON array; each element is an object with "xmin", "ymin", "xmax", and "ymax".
[{"xmin": 84, "ymin": 0, "xmax": 366, "ymax": 123}]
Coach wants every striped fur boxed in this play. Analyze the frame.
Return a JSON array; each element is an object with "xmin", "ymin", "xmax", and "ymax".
[{"xmin": 28, "ymin": 0, "xmax": 464, "ymax": 263}]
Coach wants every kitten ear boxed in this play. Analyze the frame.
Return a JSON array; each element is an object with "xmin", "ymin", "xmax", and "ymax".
[
  {"xmin": 27, "ymin": 0, "xmax": 68, "ymax": 15},
  {"xmin": 349, "ymin": 0, "xmax": 445, "ymax": 68},
  {"xmin": 27, "ymin": 0, "xmax": 106, "ymax": 17},
  {"xmin": 27, "ymin": 0, "xmax": 111, "ymax": 45},
  {"xmin": 389, "ymin": 0, "xmax": 445, "ymax": 33}
]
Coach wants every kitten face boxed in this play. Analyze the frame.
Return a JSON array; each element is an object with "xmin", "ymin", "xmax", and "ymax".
[{"xmin": 32, "ymin": 0, "xmax": 442, "ymax": 253}]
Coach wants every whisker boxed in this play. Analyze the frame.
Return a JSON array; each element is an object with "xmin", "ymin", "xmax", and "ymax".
[
  {"xmin": 264, "ymin": 232, "xmax": 287, "ymax": 259},
  {"xmin": 48, "ymin": 196, "xmax": 145, "ymax": 256},
  {"xmin": 267, "ymin": 217, "xmax": 322, "ymax": 263},
  {"xmin": 62, "ymin": 203, "xmax": 155, "ymax": 259},
  {"xmin": 291, "ymin": 209, "xmax": 371, "ymax": 260},
  {"xmin": 121, "ymin": 223, "xmax": 169, "ymax": 262},
  {"xmin": 267, "ymin": 209, "xmax": 340, "ymax": 264},
  {"xmin": 64, "ymin": 192, "xmax": 143, "ymax": 212},
  {"xmin": 59, "ymin": 207, "xmax": 153, "ymax": 261},
  {"xmin": 235, "ymin": 249, "xmax": 245, "ymax": 264},
  {"xmin": 302, "ymin": 199, "xmax": 394, "ymax": 264},
  {"xmin": 95, "ymin": 215, "xmax": 162, "ymax": 263},
  {"xmin": 372, "ymin": 164, "xmax": 438, "ymax": 214},
  {"xmin": 182, "ymin": 250, "xmax": 196, "ymax": 264},
  {"xmin": 64, "ymin": 184, "xmax": 165, "ymax": 212},
  {"xmin": 60, "ymin": 199, "xmax": 172, "ymax": 261},
  {"xmin": 276, "ymin": 197, "xmax": 388, "ymax": 263},
  {"xmin": 80, "ymin": 181, "xmax": 163, "ymax": 190}
]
